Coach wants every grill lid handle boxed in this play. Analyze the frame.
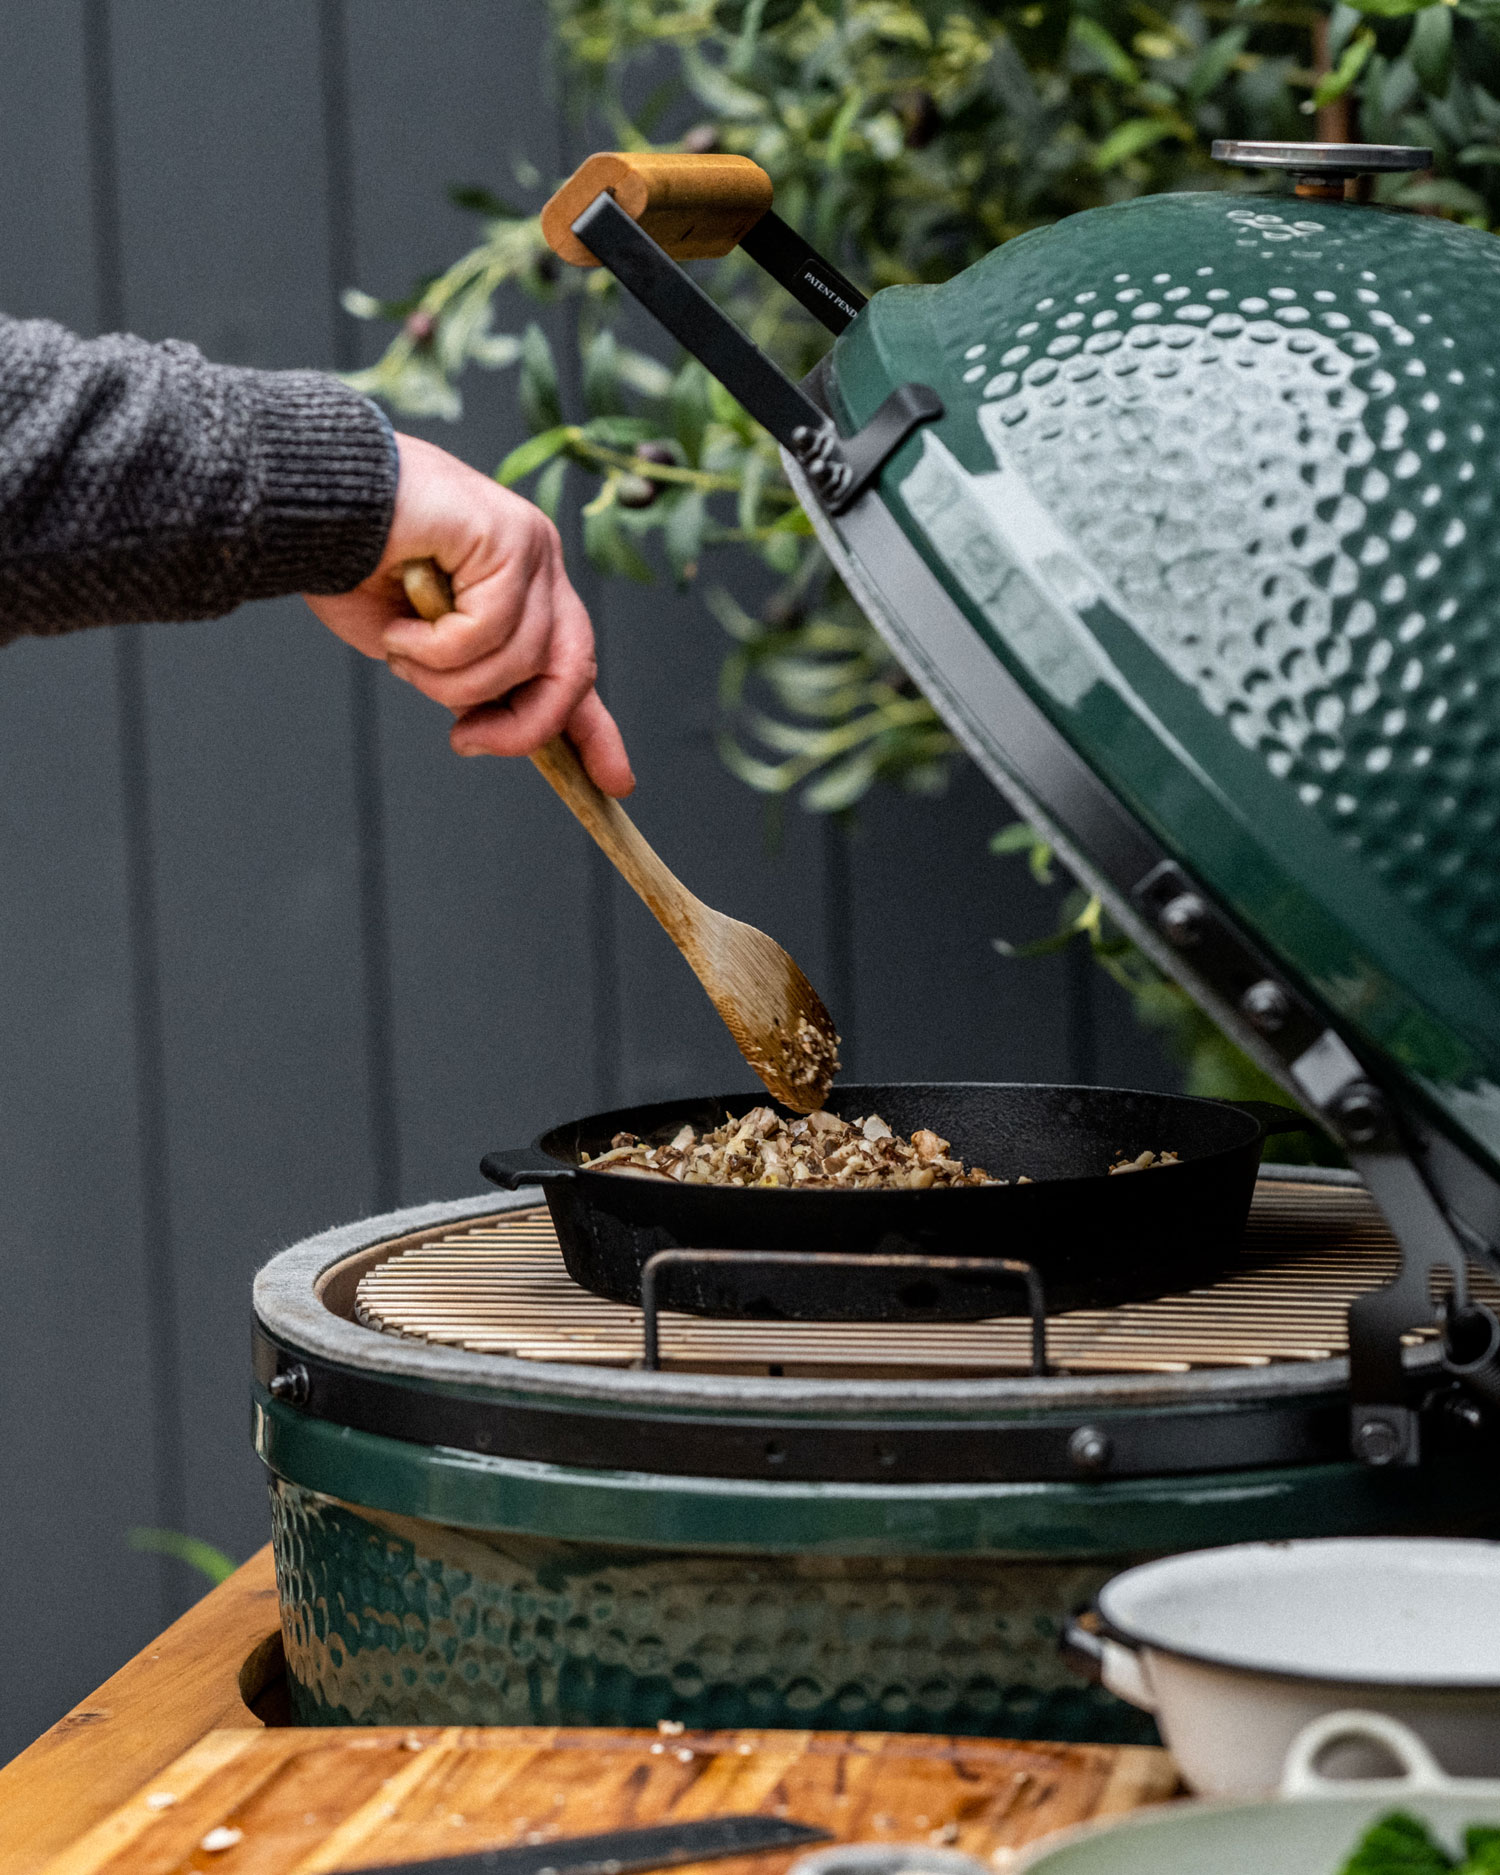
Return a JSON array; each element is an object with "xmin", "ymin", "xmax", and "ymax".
[
  {"xmin": 480, "ymin": 1149, "xmax": 574, "ymax": 1191},
  {"xmin": 541, "ymin": 151, "xmax": 774, "ymax": 268}
]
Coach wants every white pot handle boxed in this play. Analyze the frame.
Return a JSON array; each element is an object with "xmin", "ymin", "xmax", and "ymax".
[
  {"xmin": 1280, "ymin": 1709, "xmax": 1451, "ymax": 1799},
  {"xmin": 1060, "ymin": 1617, "xmax": 1156, "ymax": 1712},
  {"xmin": 1097, "ymin": 1637, "xmax": 1156, "ymax": 1712}
]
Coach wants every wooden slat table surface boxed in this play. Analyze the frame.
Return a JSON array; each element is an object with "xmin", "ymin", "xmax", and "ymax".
[{"xmin": 35, "ymin": 1724, "xmax": 1177, "ymax": 1875}]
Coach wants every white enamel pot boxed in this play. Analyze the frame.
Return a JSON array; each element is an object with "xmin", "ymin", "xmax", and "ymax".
[
  {"xmin": 1014, "ymin": 1710, "xmax": 1500, "ymax": 1873},
  {"xmin": 1063, "ymin": 1538, "xmax": 1500, "ymax": 1796}
]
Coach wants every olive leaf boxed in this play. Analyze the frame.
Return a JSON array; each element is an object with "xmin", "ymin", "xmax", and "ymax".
[
  {"xmin": 584, "ymin": 502, "xmax": 653, "ymax": 581},
  {"xmin": 1410, "ymin": 3, "xmax": 1455, "ymax": 95},
  {"xmin": 519, "ymin": 322, "xmax": 562, "ymax": 432},
  {"xmin": 1343, "ymin": 0, "xmax": 1446, "ymax": 16},
  {"xmin": 497, "ymin": 425, "xmax": 576, "ymax": 487},
  {"xmin": 1312, "ymin": 27, "xmax": 1375, "ymax": 106},
  {"xmin": 665, "ymin": 490, "xmax": 708, "ymax": 580},
  {"xmin": 582, "ymin": 328, "xmax": 626, "ymax": 418},
  {"xmin": 1092, "ymin": 116, "xmax": 1188, "ymax": 170},
  {"xmin": 1185, "ymin": 25, "xmax": 1250, "ymax": 104},
  {"xmin": 449, "ymin": 182, "xmax": 523, "ymax": 218},
  {"xmin": 534, "ymin": 455, "xmax": 568, "ymax": 520}
]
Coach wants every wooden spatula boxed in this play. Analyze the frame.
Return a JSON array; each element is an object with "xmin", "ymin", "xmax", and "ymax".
[{"xmin": 400, "ymin": 558, "xmax": 840, "ymax": 1112}]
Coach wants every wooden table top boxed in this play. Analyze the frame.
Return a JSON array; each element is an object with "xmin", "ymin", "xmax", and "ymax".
[
  {"xmin": 0, "ymin": 1548, "xmax": 1179, "ymax": 1875},
  {"xmin": 0, "ymin": 1547, "xmax": 282, "ymax": 1875}
]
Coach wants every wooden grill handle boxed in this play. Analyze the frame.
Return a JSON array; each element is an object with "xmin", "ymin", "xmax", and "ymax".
[
  {"xmin": 540, "ymin": 151, "xmax": 773, "ymax": 268},
  {"xmin": 399, "ymin": 558, "xmax": 689, "ymax": 932}
]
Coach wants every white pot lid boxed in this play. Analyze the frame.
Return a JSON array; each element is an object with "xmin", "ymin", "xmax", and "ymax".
[{"xmin": 1098, "ymin": 1539, "xmax": 1500, "ymax": 1688}]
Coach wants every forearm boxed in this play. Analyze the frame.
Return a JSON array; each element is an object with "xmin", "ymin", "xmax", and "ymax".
[{"xmin": 0, "ymin": 315, "xmax": 396, "ymax": 638}]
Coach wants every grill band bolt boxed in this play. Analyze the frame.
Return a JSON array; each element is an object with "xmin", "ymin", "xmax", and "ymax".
[
  {"xmin": 1158, "ymin": 893, "xmax": 1207, "ymax": 947},
  {"xmin": 1068, "ymin": 1426, "xmax": 1112, "ymax": 1474},
  {"xmin": 1241, "ymin": 979, "xmax": 1291, "ymax": 1035},
  {"xmin": 788, "ymin": 423, "xmax": 853, "ymax": 505},
  {"xmin": 1330, "ymin": 1082, "xmax": 1388, "ymax": 1147},
  {"xmin": 269, "ymin": 1363, "xmax": 310, "ymax": 1407},
  {"xmin": 1351, "ymin": 1413, "xmax": 1405, "ymax": 1466}
]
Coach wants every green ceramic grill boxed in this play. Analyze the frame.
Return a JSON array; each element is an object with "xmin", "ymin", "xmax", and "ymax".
[
  {"xmin": 254, "ymin": 1177, "xmax": 1500, "ymax": 1734},
  {"xmin": 253, "ymin": 143, "xmax": 1500, "ymax": 1739},
  {"xmin": 538, "ymin": 139, "xmax": 1500, "ymax": 1467}
]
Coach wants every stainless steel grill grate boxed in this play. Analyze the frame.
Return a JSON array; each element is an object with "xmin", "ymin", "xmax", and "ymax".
[{"xmin": 351, "ymin": 1179, "xmax": 1500, "ymax": 1378}]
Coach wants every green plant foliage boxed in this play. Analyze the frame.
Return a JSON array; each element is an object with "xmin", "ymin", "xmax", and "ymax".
[
  {"xmin": 345, "ymin": 0, "xmax": 1500, "ymax": 1088},
  {"xmin": 127, "ymin": 1526, "xmax": 238, "ymax": 1587},
  {"xmin": 989, "ymin": 825, "xmax": 1344, "ymax": 1159}
]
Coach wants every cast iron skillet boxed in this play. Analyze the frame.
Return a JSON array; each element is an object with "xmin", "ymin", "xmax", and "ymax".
[{"xmin": 482, "ymin": 1083, "xmax": 1309, "ymax": 1322}]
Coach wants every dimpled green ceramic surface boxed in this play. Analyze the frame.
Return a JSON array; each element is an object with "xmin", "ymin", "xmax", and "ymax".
[
  {"xmin": 828, "ymin": 191, "xmax": 1500, "ymax": 1172},
  {"xmin": 268, "ymin": 1478, "xmax": 1140, "ymax": 1737}
]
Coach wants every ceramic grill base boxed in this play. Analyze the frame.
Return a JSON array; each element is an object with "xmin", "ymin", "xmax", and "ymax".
[
  {"xmin": 269, "ymin": 1480, "xmax": 1142, "ymax": 1739},
  {"xmin": 255, "ymin": 1188, "xmax": 1500, "ymax": 1739}
]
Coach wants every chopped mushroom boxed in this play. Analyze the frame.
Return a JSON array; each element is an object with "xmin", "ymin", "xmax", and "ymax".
[
  {"xmin": 1107, "ymin": 1149, "xmax": 1180, "ymax": 1174},
  {"xmin": 585, "ymin": 1108, "xmax": 1002, "ymax": 1190}
]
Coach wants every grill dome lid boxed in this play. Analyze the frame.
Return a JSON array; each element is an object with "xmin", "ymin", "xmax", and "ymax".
[{"xmin": 819, "ymin": 162, "xmax": 1500, "ymax": 1194}]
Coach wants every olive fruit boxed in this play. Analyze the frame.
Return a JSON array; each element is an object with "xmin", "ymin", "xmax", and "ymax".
[{"xmin": 616, "ymin": 472, "xmax": 658, "ymax": 509}]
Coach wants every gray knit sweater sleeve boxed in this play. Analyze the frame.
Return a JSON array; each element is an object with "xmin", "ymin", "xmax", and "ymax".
[{"xmin": 0, "ymin": 314, "xmax": 398, "ymax": 641}]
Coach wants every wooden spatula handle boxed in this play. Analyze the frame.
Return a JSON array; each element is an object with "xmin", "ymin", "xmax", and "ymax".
[{"xmin": 398, "ymin": 558, "xmax": 692, "ymax": 934}]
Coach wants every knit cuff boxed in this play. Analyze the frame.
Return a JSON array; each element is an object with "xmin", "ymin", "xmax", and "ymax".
[{"xmin": 239, "ymin": 371, "xmax": 399, "ymax": 597}]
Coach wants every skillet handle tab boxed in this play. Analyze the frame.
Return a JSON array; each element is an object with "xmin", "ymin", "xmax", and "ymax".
[
  {"xmin": 1226, "ymin": 1099, "xmax": 1313, "ymax": 1139},
  {"xmin": 481, "ymin": 1149, "xmax": 571, "ymax": 1192}
]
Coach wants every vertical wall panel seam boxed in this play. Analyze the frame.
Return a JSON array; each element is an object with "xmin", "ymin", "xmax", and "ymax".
[
  {"xmin": 822, "ymin": 817, "xmax": 856, "ymax": 1079},
  {"xmin": 83, "ymin": 0, "xmax": 181, "ymax": 1625},
  {"xmin": 1066, "ymin": 933, "xmax": 1099, "ymax": 1086},
  {"xmin": 549, "ymin": 31, "xmax": 621, "ymax": 1110},
  {"xmin": 318, "ymin": 0, "xmax": 400, "ymax": 1209}
]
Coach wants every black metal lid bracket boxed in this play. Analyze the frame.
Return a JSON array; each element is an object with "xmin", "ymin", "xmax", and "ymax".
[{"xmin": 568, "ymin": 191, "xmax": 942, "ymax": 517}]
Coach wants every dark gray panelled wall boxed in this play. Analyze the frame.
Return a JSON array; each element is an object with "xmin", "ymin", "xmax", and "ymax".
[{"xmin": 0, "ymin": 1, "xmax": 1171, "ymax": 1758}]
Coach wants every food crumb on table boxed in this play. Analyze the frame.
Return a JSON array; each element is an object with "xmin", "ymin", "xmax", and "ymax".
[{"xmin": 199, "ymin": 1826, "xmax": 242, "ymax": 1852}]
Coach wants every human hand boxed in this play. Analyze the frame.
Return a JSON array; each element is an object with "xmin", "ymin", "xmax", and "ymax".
[{"xmin": 304, "ymin": 432, "xmax": 634, "ymax": 796}]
